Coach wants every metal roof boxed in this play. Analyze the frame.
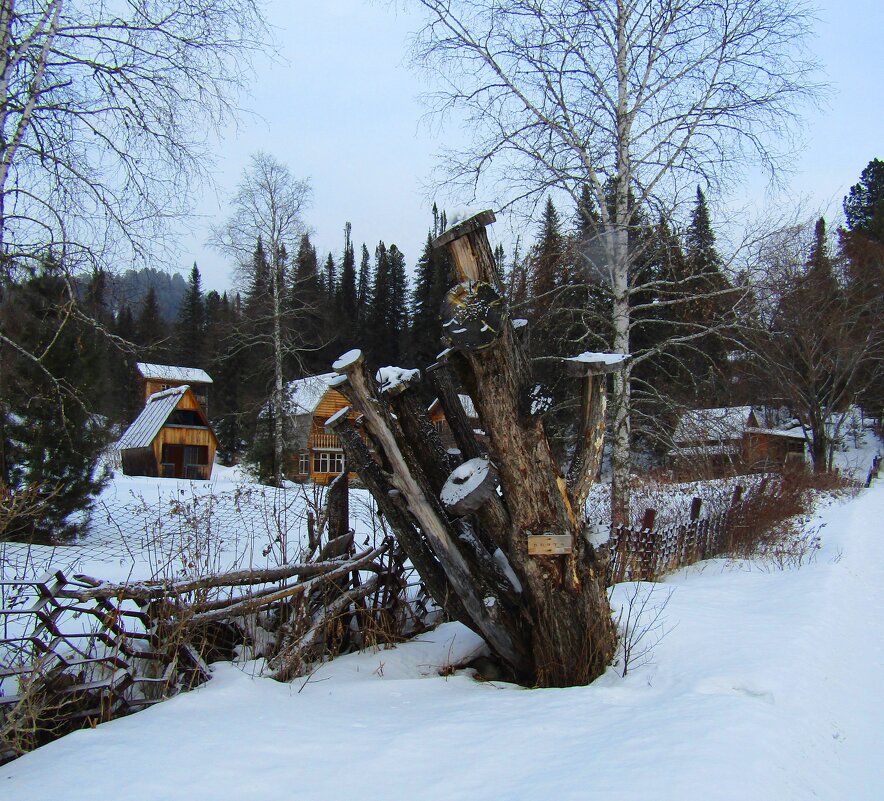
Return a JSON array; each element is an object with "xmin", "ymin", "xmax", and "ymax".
[
  {"xmin": 116, "ymin": 386, "xmax": 189, "ymax": 450},
  {"xmin": 136, "ymin": 362, "xmax": 213, "ymax": 384}
]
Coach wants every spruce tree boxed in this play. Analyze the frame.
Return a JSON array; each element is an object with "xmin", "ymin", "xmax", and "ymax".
[
  {"xmin": 505, "ymin": 237, "xmax": 529, "ymax": 309},
  {"xmin": 366, "ymin": 241, "xmax": 391, "ymax": 365},
  {"xmin": 205, "ymin": 290, "xmax": 243, "ymax": 462},
  {"xmin": 175, "ymin": 262, "xmax": 205, "ymax": 367},
  {"xmin": 82, "ymin": 269, "xmax": 115, "ymax": 419},
  {"xmin": 356, "ymin": 242, "xmax": 372, "ymax": 338},
  {"xmin": 1, "ymin": 265, "xmax": 110, "ymax": 541},
  {"xmin": 323, "ymin": 253, "xmax": 337, "ymax": 303},
  {"xmin": 292, "ymin": 233, "xmax": 324, "ymax": 373},
  {"xmin": 135, "ymin": 286, "xmax": 169, "ymax": 362},
  {"xmin": 677, "ymin": 187, "xmax": 732, "ymax": 399},
  {"xmin": 110, "ymin": 305, "xmax": 141, "ymax": 426},
  {"xmin": 528, "ymin": 197, "xmax": 568, "ymax": 353},
  {"xmin": 387, "ymin": 244, "xmax": 409, "ymax": 362},
  {"xmin": 840, "ymin": 163, "xmax": 884, "ymax": 419},
  {"xmin": 844, "ymin": 158, "xmax": 884, "ymax": 243},
  {"xmin": 410, "ymin": 230, "xmax": 450, "ymax": 367},
  {"xmin": 338, "ymin": 223, "xmax": 358, "ymax": 320}
]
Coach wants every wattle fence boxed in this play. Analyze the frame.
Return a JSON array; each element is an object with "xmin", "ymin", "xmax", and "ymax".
[
  {"xmin": 0, "ymin": 569, "xmax": 211, "ymax": 763},
  {"xmin": 605, "ymin": 485, "xmax": 754, "ymax": 584}
]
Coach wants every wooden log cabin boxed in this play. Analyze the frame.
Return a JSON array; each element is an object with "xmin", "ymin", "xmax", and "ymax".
[
  {"xmin": 116, "ymin": 385, "xmax": 218, "ymax": 479},
  {"xmin": 668, "ymin": 406, "xmax": 806, "ymax": 477},
  {"xmin": 136, "ymin": 362, "xmax": 212, "ymax": 415},
  {"xmin": 286, "ymin": 373, "xmax": 364, "ymax": 485}
]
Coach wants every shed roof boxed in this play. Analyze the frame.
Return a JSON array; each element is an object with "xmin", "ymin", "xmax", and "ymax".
[
  {"xmin": 286, "ymin": 373, "xmax": 340, "ymax": 415},
  {"xmin": 117, "ymin": 386, "xmax": 189, "ymax": 450},
  {"xmin": 673, "ymin": 406, "xmax": 755, "ymax": 444},
  {"xmin": 136, "ymin": 362, "xmax": 213, "ymax": 384},
  {"xmin": 668, "ymin": 443, "xmax": 741, "ymax": 459}
]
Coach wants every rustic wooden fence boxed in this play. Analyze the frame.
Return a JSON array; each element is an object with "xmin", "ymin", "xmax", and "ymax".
[
  {"xmin": 0, "ymin": 568, "xmax": 212, "ymax": 763},
  {"xmin": 606, "ymin": 485, "xmax": 753, "ymax": 584},
  {"xmin": 0, "ymin": 533, "xmax": 432, "ymax": 764}
]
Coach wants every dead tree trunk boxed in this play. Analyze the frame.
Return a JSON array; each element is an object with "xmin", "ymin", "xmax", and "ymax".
[{"xmin": 330, "ymin": 211, "xmax": 618, "ymax": 687}]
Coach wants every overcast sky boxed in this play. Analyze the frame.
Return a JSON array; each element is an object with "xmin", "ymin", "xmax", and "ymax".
[{"xmin": 177, "ymin": 1, "xmax": 884, "ymax": 292}]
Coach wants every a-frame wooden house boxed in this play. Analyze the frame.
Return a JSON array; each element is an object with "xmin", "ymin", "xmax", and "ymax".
[{"xmin": 116, "ymin": 385, "xmax": 218, "ymax": 479}]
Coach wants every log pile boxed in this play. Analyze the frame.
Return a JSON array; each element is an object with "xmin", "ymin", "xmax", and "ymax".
[{"xmin": 328, "ymin": 211, "xmax": 624, "ymax": 687}]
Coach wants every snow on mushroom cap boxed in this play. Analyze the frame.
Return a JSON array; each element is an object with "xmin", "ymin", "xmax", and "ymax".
[{"xmin": 333, "ymin": 349, "xmax": 363, "ymax": 371}]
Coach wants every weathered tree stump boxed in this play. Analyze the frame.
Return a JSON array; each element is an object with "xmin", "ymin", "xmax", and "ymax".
[{"xmin": 329, "ymin": 211, "xmax": 621, "ymax": 687}]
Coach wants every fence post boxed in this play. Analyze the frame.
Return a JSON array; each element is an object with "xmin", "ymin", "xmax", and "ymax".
[{"xmin": 639, "ymin": 508, "xmax": 657, "ymax": 580}]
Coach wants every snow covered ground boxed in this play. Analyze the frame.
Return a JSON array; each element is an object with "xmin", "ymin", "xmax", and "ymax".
[
  {"xmin": 0, "ymin": 465, "xmax": 385, "ymax": 585},
  {"xmin": 3, "ymin": 475, "xmax": 882, "ymax": 799}
]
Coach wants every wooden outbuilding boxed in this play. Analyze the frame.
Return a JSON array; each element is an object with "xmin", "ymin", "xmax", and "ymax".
[
  {"xmin": 427, "ymin": 392, "xmax": 484, "ymax": 451},
  {"xmin": 669, "ymin": 406, "xmax": 806, "ymax": 477},
  {"xmin": 116, "ymin": 385, "xmax": 217, "ymax": 479},
  {"xmin": 135, "ymin": 362, "xmax": 212, "ymax": 415}
]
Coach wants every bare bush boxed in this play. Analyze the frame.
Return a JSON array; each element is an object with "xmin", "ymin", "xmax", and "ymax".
[{"xmin": 611, "ymin": 582, "xmax": 674, "ymax": 678}]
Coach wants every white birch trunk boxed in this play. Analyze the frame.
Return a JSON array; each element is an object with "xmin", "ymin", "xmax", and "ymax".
[
  {"xmin": 271, "ymin": 254, "xmax": 285, "ymax": 489},
  {"xmin": 610, "ymin": 1, "xmax": 632, "ymax": 523}
]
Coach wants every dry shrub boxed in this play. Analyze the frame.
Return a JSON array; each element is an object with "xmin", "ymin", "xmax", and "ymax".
[{"xmin": 724, "ymin": 467, "xmax": 858, "ymax": 566}]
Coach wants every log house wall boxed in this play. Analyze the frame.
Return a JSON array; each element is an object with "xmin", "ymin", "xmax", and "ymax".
[
  {"xmin": 290, "ymin": 387, "xmax": 365, "ymax": 485},
  {"xmin": 142, "ymin": 378, "xmax": 210, "ymax": 413}
]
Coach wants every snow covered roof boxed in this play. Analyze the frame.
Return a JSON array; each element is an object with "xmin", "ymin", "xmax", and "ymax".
[
  {"xmin": 286, "ymin": 373, "xmax": 340, "ymax": 415},
  {"xmin": 136, "ymin": 362, "xmax": 213, "ymax": 384},
  {"xmin": 745, "ymin": 426, "xmax": 807, "ymax": 441},
  {"xmin": 673, "ymin": 406, "xmax": 755, "ymax": 444},
  {"xmin": 117, "ymin": 386, "xmax": 189, "ymax": 450}
]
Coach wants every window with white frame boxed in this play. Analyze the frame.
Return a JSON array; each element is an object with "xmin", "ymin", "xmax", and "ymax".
[
  {"xmin": 298, "ymin": 452, "xmax": 309, "ymax": 475},
  {"xmin": 312, "ymin": 451, "xmax": 344, "ymax": 474}
]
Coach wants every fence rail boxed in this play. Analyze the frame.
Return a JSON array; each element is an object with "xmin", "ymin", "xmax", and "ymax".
[{"xmin": 0, "ymin": 537, "xmax": 425, "ymax": 764}]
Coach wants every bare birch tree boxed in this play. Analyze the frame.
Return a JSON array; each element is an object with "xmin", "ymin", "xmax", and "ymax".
[
  {"xmin": 0, "ymin": 1, "xmax": 267, "ymax": 523},
  {"xmin": 212, "ymin": 153, "xmax": 312, "ymax": 487},
  {"xmin": 410, "ymin": 0, "xmax": 821, "ymax": 518},
  {"xmin": 0, "ymin": 0, "xmax": 266, "ymax": 276}
]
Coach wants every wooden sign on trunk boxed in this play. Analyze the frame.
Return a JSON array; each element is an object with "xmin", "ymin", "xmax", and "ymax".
[{"xmin": 527, "ymin": 533, "xmax": 573, "ymax": 556}]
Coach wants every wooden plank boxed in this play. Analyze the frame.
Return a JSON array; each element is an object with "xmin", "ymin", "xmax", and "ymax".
[{"xmin": 527, "ymin": 534, "xmax": 573, "ymax": 556}]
